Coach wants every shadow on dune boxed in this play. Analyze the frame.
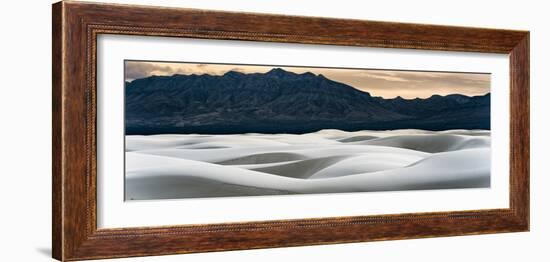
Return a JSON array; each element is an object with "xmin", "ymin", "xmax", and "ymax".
[{"xmin": 125, "ymin": 130, "xmax": 491, "ymax": 200}]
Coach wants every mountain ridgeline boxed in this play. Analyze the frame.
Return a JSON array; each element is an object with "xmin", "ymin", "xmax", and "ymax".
[{"xmin": 125, "ymin": 68, "xmax": 490, "ymax": 134}]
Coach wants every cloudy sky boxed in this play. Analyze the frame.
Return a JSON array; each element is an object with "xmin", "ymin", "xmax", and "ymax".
[{"xmin": 125, "ymin": 60, "xmax": 490, "ymax": 99}]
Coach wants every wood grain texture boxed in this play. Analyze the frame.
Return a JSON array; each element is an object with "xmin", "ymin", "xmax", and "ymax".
[
  {"xmin": 509, "ymin": 35, "xmax": 530, "ymax": 226},
  {"xmin": 52, "ymin": 2, "xmax": 63, "ymax": 260},
  {"xmin": 52, "ymin": 1, "xmax": 530, "ymax": 261}
]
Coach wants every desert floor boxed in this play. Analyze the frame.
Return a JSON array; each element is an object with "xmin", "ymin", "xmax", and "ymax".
[{"xmin": 125, "ymin": 129, "xmax": 490, "ymax": 200}]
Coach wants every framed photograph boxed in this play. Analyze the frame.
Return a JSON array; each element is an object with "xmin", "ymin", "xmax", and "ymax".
[{"xmin": 52, "ymin": 1, "xmax": 529, "ymax": 261}]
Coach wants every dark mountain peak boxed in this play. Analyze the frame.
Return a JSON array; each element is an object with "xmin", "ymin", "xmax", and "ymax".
[
  {"xmin": 445, "ymin": 93, "xmax": 468, "ymax": 98},
  {"xmin": 172, "ymin": 73, "xmax": 197, "ymax": 78},
  {"xmin": 444, "ymin": 93, "xmax": 471, "ymax": 103},
  {"xmin": 125, "ymin": 69, "xmax": 491, "ymax": 134},
  {"xmin": 223, "ymin": 70, "xmax": 245, "ymax": 78},
  {"xmin": 266, "ymin": 68, "xmax": 295, "ymax": 77},
  {"xmin": 300, "ymin": 72, "xmax": 316, "ymax": 77}
]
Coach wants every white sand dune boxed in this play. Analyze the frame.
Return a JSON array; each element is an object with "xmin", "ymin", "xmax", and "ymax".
[{"xmin": 125, "ymin": 129, "xmax": 491, "ymax": 200}]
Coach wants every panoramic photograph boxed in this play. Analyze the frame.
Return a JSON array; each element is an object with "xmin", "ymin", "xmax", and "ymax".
[{"xmin": 124, "ymin": 60, "xmax": 491, "ymax": 200}]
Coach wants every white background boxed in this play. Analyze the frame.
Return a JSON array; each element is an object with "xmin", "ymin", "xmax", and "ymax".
[{"xmin": 0, "ymin": 0, "xmax": 547, "ymax": 261}]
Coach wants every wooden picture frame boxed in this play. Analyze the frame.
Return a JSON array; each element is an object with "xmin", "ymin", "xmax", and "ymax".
[{"xmin": 52, "ymin": 1, "xmax": 529, "ymax": 261}]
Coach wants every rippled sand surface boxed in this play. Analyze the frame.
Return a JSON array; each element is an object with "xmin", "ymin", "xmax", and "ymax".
[{"xmin": 125, "ymin": 129, "xmax": 490, "ymax": 200}]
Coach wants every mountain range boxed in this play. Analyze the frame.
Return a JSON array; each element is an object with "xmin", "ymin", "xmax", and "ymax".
[{"xmin": 125, "ymin": 68, "xmax": 490, "ymax": 134}]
